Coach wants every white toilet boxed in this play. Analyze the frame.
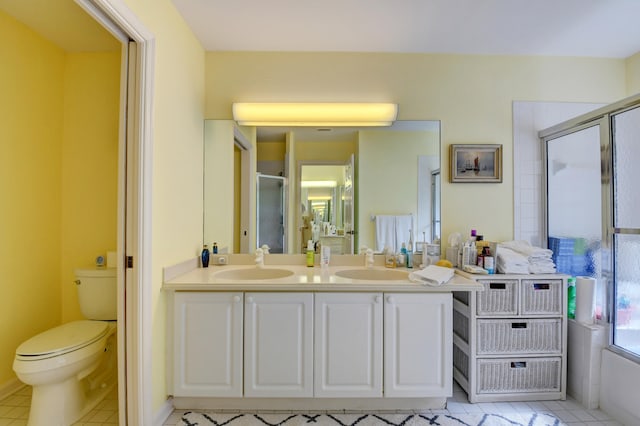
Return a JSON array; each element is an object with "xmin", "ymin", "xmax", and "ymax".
[{"xmin": 13, "ymin": 268, "xmax": 117, "ymax": 426}]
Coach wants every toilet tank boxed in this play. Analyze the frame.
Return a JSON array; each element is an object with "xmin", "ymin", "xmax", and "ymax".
[{"xmin": 74, "ymin": 268, "xmax": 117, "ymax": 320}]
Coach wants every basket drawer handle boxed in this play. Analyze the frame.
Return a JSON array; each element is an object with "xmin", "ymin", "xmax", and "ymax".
[
  {"xmin": 510, "ymin": 361, "xmax": 527, "ymax": 369},
  {"xmin": 489, "ymin": 283, "xmax": 506, "ymax": 290},
  {"xmin": 511, "ymin": 322, "xmax": 527, "ymax": 329},
  {"xmin": 533, "ymin": 283, "xmax": 550, "ymax": 290}
]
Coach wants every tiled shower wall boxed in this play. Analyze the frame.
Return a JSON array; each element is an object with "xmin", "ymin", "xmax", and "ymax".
[{"xmin": 512, "ymin": 101, "xmax": 603, "ymax": 246}]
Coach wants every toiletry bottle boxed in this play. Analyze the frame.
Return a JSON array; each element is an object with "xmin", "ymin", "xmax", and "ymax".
[
  {"xmin": 201, "ymin": 244, "xmax": 210, "ymax": 268},
  {"xmin": 483, "ymin": 246, "xmax": 494, "ymax": 274},
  {"xmin": 321, "ymin": 245, "xmax": 330, "ymax": 268},
  {"xmin": 567, "ymin": 277, "xmax": 576, "ymax": 319},
  {"xmin": 306, "ymin": 240, "xmax": 315, "ymax": 267},
  {"xmin": 212, "ymin": 242, "xmax": 218, "ymax": 254},
  {"xmin": 400, "ymin": 243, "xmax": 407, "ymax": 268},
  {"xmin": 406, "ymin": 241, "xmax": 414, "ymax": 268},
  {"xmin": 476, "ymin": 247, "xmax": 485, "ymax": 268},
  {"xmin": 384, "ymin": 246, "xmax": 396, "ymax": 268}
]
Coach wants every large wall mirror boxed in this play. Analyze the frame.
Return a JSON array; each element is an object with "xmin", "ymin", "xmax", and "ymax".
[{"xmin": 204, "ymin": 120, "xmax": 441, "ymax": 255}]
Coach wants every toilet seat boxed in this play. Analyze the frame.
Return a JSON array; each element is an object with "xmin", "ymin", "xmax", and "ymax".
[{"xmin": 16, "ymin": 320, "xmax": 109, "ymax": 361}]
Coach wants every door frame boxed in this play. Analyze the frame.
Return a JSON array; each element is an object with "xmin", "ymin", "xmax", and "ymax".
[{"xmin": 75, "ymin": 1, "xmax": 154, "ymax": 424}]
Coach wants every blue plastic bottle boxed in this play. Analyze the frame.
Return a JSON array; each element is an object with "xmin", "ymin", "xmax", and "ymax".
[{"xmin": 201, "ymin": 245, "xmax": 210, "ymax": 268}]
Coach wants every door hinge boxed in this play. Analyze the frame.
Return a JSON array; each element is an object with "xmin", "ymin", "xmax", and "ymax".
[{"xmin": 126, "ymin": 256, "xmax": 134, "ymax": 269}]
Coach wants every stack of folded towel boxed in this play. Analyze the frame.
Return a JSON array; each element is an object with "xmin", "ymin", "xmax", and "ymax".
[
  {"xmin": 497, "ymin": 240, "xmax": 556, "ymax": 274},
  {"xmin": 409, "ymin": 265, "xmax": 454, "ymax": 286}
]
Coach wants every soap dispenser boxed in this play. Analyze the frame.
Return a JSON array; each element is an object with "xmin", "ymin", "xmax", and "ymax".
[{"xmin": 306, "ymin": 240, "xmax": 315, "ymax": 267}]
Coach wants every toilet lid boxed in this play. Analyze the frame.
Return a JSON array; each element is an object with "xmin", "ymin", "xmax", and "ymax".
[{"xmin": 16, "ymin": 320, "xmax": 109, "ymax": 357}]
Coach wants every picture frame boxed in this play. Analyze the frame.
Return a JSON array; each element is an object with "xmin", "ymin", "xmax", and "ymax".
[{"xmin": 449, "ymin": 144, "xmax": 502, "ymax": 183}]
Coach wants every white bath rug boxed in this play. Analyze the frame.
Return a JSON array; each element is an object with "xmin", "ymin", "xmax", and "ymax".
[{"xmin": 180, "ymin": 412, "xmax": 566, "ymax": 426}]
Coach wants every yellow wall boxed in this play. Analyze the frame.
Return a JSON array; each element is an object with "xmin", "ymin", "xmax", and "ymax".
[
  {"xmin": 61, "ymin": 52, "xmax": 120, "ymax": 322},
  {"xmin": 204, "ymin": 52, "xmax": 626, "ymax": 244},
  {"xmin": 122, "ymin": 0, "xmax": 206, "ymax": 413},
  {"xmin": 296, "ymin": 140, "xmax": 357, "ymax": 163},
  {"xmin": 0, "ymin": 10, "xmax": 65, "ymax": 387},
  {"xmin": 257, "ymin": 141, "xmax": 286, "ymax": 161},
  {"xmin": 0, "ymin": 10, "xmax": 120, "ymax": 389},
  {"xmin": 358, "ymin": 129, "xmax": 439, "ymax": 248},
  {"xmin": 204, "ymin": 120, "xmax": 235, "ymax": 251},
  {"xmin": 626, "ymin": 52, "xmax": 640, "ymax": 94}
]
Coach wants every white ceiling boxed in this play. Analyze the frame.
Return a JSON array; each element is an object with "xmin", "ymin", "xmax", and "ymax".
[
  {"xmin": 3, "ymin": 0, "xmax": 640, "ymax": 58},
  {"xmin": 172, "ymin": 0, "xmax": 640, "ymax": 58}
]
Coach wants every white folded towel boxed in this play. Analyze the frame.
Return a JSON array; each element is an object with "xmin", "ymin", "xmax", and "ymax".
[
  {"xmin": 500, "ymin": 240, "xmax": 553, "ymax": 261},
  {"xmin": 409, "ymin": 265, "xmax": 454, "ymax": 286},
  {"xmin": 375, "ymin": 215, "xmax": 396, "ymax": 253}
]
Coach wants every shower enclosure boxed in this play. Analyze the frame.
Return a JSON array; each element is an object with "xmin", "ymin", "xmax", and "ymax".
[{"xmin": 256, "ymin": 173, "xmax": 287, "ymax": 253}]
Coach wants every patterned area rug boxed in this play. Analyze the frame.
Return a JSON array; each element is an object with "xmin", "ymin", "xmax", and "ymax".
[{"xmin": 180, "ymin": 412, "xmax": 566, "ymax": 426}]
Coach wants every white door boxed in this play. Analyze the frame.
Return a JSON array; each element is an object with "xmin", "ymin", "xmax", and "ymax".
[
  {"xmin": 314, "ymin": 293, "xmax": 383, "ymax": 397},
  {"xmin": 173, "ymin": 292, "xmax": 243, "ymax": 397},
  {"xmin": 384, "ymin": 293, "xmax": 452, "ymax": 397},
  {"xmin": 244, "ymin": 293, "xmax": 313, "ymax": 397}
]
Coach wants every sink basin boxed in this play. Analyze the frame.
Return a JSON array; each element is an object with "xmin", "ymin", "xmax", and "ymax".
[
  {"xmin": 214, "ymin": 268, "xmax": 294, "ymax": 280},
  {"xmin": 334, "ymin": 269, "xmax": 410, "ymax": 281}
]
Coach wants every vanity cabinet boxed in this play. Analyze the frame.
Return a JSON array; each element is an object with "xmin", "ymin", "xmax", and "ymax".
[
  {"xmin": 384, "ymin": 293, "xmax": 452, "ymax": 397},
  {"xmin": 171, "ymin": 289, "xmax": 454, "ymax": 401},
  {"xmin": 453, "ymin": 274, "xmax": 567, "ymax": 403},
  {"xmin": 173, "ymin": 292, "xmax": 243, "ymax": 397},
  {"xmin": 244, "ymin": 293, "xmax": 313, "ymax": 397},
  {"xmin": 314, "ymin": 293, "xmax": 383, "ymax": 397}
]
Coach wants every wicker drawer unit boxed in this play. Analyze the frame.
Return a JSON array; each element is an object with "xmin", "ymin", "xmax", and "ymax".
[
  {"xmin": 477, "ymin": 357, "xmax": 562, "ymax": 394},
  {"xmin": 452, "ymin": 272, "xmax": 567, "ymax": 403}
]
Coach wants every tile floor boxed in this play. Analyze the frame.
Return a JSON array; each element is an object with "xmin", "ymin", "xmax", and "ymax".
[
  {"xmin": 0, "ymin": 385, "xmax": 119, "ymax": 426},
  {"xmin": 162, "ymin": 382, "xmax": 625, "ymax": 426},
  {"xmin": 0, "ymin": 382, "xmax": 626, "ymax": 426}
]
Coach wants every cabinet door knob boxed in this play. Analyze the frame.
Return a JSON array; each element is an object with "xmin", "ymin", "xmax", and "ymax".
[
  {"xmin": 233, "ymin": 295, "xmax": 241, "ymax": 303},
  {"xmin": 246, "ymin": 296, "xmax": 254, "ymax": 304},
  {"xmin": 387, "ymin": 296, "xmax": 395, "ymax": 304},
  {"xmin": 375, "ymin": 296, "xmax": 382, "ymax": 303}
]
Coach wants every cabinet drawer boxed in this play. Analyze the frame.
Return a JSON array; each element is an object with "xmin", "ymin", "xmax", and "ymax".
[
  {"xmin": 477, "ymin": 319, "xmax": 562, "ymax": 355},
  {"xmin": 476, "ymin": 280, "xmax": 518, "ymax": 316},
  {"xmin": 477, "ymin": 357, "xmax": 562, "ymax": 394},
  {"xmin": 521, "ymin": 279, "xmax": 563, "ymax": 315}
]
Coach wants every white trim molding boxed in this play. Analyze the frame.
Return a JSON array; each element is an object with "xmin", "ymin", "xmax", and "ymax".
[{"xmin": 75, "ymin": 1, "xmax": 155, "ymax": 425}]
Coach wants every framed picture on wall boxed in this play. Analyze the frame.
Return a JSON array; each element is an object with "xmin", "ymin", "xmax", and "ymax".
[{"xmin": 449, "ymin": 144, "xmax": 502, "ymax": 183}]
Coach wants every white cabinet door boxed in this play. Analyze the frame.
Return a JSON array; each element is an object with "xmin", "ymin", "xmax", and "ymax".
[
  {"xmin": 173, "ymin": 292, "xmax": 243, "ymax": 397},
  {"xmin": 384, "ymin": 293, "xmax": 452, "ymax": 397},
  {"xmin": 244, "ymin": 292, "xmax": 314, "ymax": 397},
  {"xmin": 314, "ymin": 293, "xmax": 383, "ymax": 397}
]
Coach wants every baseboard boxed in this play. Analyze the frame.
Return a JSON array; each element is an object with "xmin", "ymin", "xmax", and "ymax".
[
  {"xmin": 154, "ymin": 397, "xmax": 174, "ymax": 426},
  {"xmin": 0, "ymin": 378, "xmax": 25, "ymax": 401}
]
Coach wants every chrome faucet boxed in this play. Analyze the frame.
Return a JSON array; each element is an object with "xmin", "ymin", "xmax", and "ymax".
[
  {"xmin": 255, "ymin": 248, "xmax": 264, "ymax": 268},
  {"xmin": 360, "ymin": 246, "xmax": 375, "ymax": 269}
]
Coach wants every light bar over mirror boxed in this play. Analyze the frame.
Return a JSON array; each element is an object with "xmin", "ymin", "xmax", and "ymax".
[{"xmin": 232, "ymin": 102, "xmax": 398, "ymax": 127}]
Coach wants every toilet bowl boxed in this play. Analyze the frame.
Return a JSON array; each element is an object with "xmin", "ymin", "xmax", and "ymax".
[{"xmin": 13, "ymin": 268, "xmax": 117, "ymax": 426}]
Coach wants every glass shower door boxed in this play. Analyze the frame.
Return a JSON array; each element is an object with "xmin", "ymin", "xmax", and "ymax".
[
  {"xmin": 256, "ymin": 174, "xmax": 287, "ymax": 253},
  {"xmin": 611, "ymin": 106, "xmax": 640, "ymax": 357},
  {"xmin": 546, "ymin": 123, "xmax": 604, "ymax": 315}
]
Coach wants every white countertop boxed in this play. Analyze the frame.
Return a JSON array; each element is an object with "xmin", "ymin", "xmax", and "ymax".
[{"xmin": 163, "ymin": 264, "xmax": 483, "ymax": 292}]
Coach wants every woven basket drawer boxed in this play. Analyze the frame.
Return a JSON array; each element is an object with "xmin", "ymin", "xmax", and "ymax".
[
  {"xmin": 477, "ymin": 357, "xmax": 562, "ymax": 394},
  {"xmin": 453, "ymin": 309, "xmax": 469, "ymax": 343},
  {"xmin": 476, "ymin": 319, "xmax": 562, "ymax": 355},
  {"xmin": 453, "ymin": 344, "xmax": 469, "ymax": 380},
  {"xmin": 521, "ymin": 279, "xmax": 563, "ymax": 315},
  {"xmin": 476, "ymin": 280, "xmax": 518, "ymax": 316}
]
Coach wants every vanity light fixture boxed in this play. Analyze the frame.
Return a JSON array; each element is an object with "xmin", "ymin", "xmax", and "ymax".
[
  {"xmin": 232, "ymin": 102, "xmax": 398, "ymax": 126},
  {"xmin": 301, "ymin": 180, "xmax": 337, "ymax": 188}
]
